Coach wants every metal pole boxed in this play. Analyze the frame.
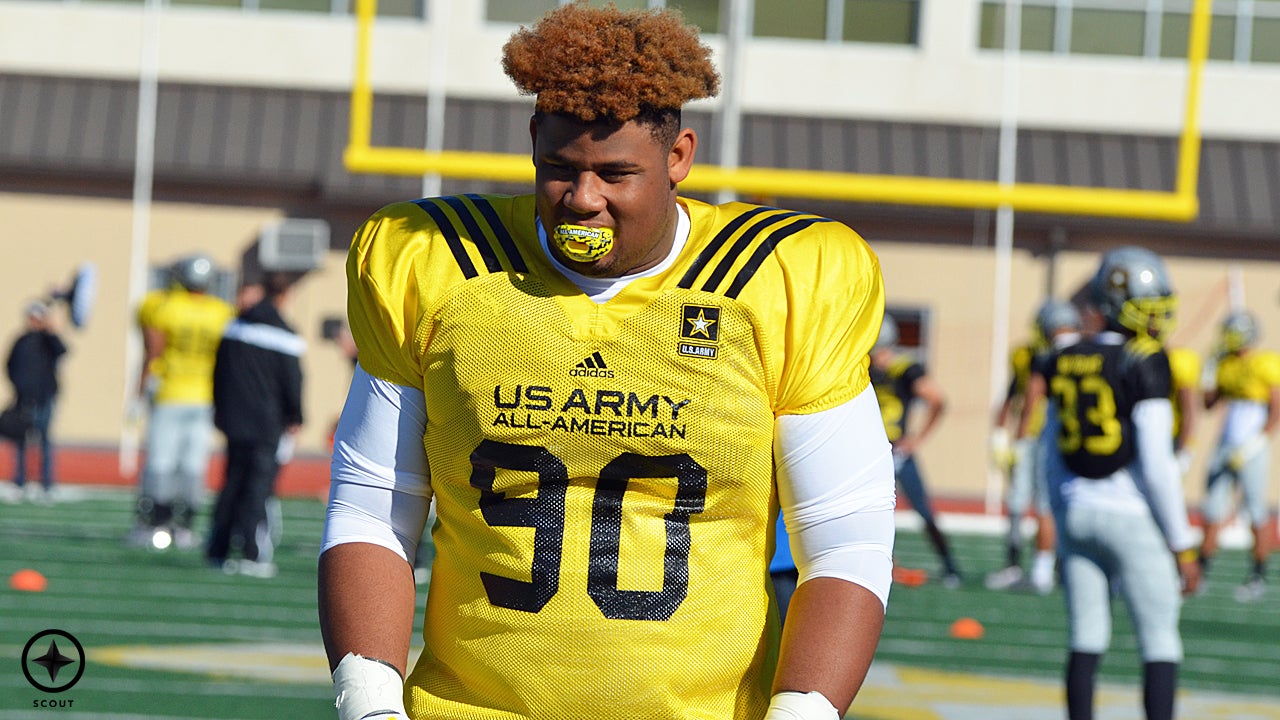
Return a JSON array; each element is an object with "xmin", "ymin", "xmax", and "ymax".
[
  {"xmin": 421, "ymin": 0, "xmax": 449, "ymax": 199},
  {"xmin": 986, "ymin": 0, "xmax": 1022, "ymax": 515},
  {"xmin": 120, "ymin": 0, "xmax": 161, "ymax": 478},
  {"xmin": 714, "ymin": 0, "xmax": 749, "ymax": 206}
]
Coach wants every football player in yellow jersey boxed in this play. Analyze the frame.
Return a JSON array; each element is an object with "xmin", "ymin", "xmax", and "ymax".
[
  {"xmin": 1199, "ymin": 311, "xmax": 1280, "ymax": 602},
  {"xmin": 318, "ymin": 6, "xmax": 895, "ymax": 720},
  {"xmin": 1165, "ymin": 346, "xmax": 1201, "ymax": 473},
  {"xmin": 129, "ymin": 254, "xmax": 236, "ymax": 551},
  {"xmin": 987, "ymin": 300, "xmax": 1080, "ymax": 594}
]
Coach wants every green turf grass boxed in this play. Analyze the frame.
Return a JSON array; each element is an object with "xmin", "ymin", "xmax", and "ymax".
[{"xmin": 3, "ymin": 488, "xmax": 1277, "ymax": 719}]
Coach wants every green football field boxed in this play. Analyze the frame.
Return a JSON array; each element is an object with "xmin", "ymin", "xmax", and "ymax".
[{"xmin": 3, "ymin": 486, "xmax": 1278, "ymax": 719}]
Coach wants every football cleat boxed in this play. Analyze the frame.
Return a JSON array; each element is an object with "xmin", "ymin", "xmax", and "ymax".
[
  {"xmin": 1234, "ymin": 575, "xmax": 1266, "ymax": 603},
  {"xmin": 984, "ymin": 565, "xmax": 1024, "ymax": 591}
]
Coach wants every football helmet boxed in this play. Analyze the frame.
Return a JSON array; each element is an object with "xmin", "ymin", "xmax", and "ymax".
[
  {"xmin": 1089, "ymin": 246, "xmax": 1177, "ymax": 339},
  {"xmin": 1219, "ymin": 311, "xmax": 1259, "ymax": 353},
  {"xmin": 171, "ymin": 254, "xmax": 216, "ymax": 293},
  {"xmin": 874, "ymin": 314, "xmax": 899, "ymax": 350},
  {"xmin": 1034, "ymin": 300, "xmax": 1081, "ymax": 344}
]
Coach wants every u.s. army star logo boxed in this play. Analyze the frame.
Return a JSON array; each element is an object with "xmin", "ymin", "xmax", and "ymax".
[
  {"xmin": 681, "ymin": 305, "xmax": 719, "ymax": 341},
  {"xmin": 679, "ymin": 304, "xmax": 720, "ymax": 359}
]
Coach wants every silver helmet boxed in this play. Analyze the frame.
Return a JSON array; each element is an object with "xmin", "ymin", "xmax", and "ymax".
[
  {"xmin": 171, "ymin": 254, "xmax": 216, "ymax": 293},
  {"xmin": 1219, "ymin": 311, "xmax": 1259, "ymax": 353},
  {"xmin": 1089, "ymin": 246, "xmax": 1177, "ymax": 339},
  {"xmin": 875, "ymin": 314, "xmax": 899, "ymax": 350},
  {"xmin": 1034, "ymin": 299, "xmax": 1082, "ymax": 341}
]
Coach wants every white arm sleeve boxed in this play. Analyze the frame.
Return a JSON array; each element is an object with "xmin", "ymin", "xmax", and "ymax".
[
  {"xmin": 775, "ymin": 385, "xmax": 897, "ymax": 608},
  {"xmin": 1132, "ymin": 398, "xmax": 1195, "ymax": 553},
  {"xmin": 320, "ymin": 363, "xmax": 432, "ymax": 563}
]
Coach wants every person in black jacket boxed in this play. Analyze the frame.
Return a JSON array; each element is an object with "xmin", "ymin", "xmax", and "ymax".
[
  {"xmin": 4, "ymin": 301, "xmax": 68, "ymax": 503},
  {"xmin": 207, "ymin": 273, "xmax": 304, "ymax": 577}
]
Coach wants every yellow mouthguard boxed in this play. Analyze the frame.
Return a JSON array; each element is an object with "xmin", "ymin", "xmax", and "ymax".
[{"xmin": 552, "ymin": 224, "xmax": 614, "ymax": 262}]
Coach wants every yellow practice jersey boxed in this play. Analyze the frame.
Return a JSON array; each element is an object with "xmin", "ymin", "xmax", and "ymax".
[
  {"xmin": 347, "ymin": 194, "xmax": 884, "ymax": 720},
  {"xmin": 137, "ymin": 287, "xmax": 236, "ymax": 404},
  {"xmin": 1167, "ymin": 347, "xmax": 1201, "ymax": 440},
  {"xmin": 1008, "ymin": 342, "xmax": 1048, "ymax": 437},
  {"xmin": 1216, "ymin": 349, "xmax": 1280, "ymax": 402}
]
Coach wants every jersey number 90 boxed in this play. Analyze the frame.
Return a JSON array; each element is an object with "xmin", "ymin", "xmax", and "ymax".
[{"xmin": 470, "ymin": 439, "xmax": 708, "ymax": 621}]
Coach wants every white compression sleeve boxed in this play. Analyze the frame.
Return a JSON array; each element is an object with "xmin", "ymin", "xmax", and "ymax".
[
  {"xmin": 774, "ymin": 385, "xmax": 897, "ymax": 608},
  {"xmin": 321, "ymin": 364, "xmax": 432, "ymax": 562},
  {"xmin": 1132, "ymin": 398, "xmax": 1195, "ymax": 553}
]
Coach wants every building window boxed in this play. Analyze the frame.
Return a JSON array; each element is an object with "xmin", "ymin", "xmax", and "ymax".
[
  {"xmin": 486, "ymin": 0, "xmax": 722, "ymax": 32},
  {"xmin": 755, "ymin": 0, "xmax": 827, "ymax": 39},
  {"xmin": 979, "ymin": 0, "xmax": 1279, "ymax": 65},
  {"xmin": 1160, "ymin": 10, "xmax": 1237, "ymax": 60},
  {"xmin": 486, "ymin": 0, "xmax": 557, "ymax": 24},
  {"xmin": 978, "ymin": 3, "xmax": 1056, "ymax": 52},
  {"xmin": 1254, "ymin": 16, "xmax": 1280, "ymax": 62},
  {"xmin": 669, "ymin": 0, "xmax": 722, "ymax": 34},
  {"xmin": 1070, "ymin": 7, "xmax": 1146, "ymax": 56},
  {"xmin": 842, "ymin": 0, "xmax": 919, "ymax": 44}
]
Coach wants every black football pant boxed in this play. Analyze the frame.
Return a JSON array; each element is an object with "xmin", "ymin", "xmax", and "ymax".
[{"xmin": 207, "ymin": 440, "xmax": 280, "ymax": 564}]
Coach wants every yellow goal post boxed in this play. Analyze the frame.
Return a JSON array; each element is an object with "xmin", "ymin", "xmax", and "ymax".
[{"xmin": 344, "ymin": 0, "xmax": 1211, "ymax": 222}]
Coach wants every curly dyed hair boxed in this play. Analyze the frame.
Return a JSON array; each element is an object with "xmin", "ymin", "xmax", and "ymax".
[{"xmin": 502, "ymin": 3, "xmax": 720, "ymax": 126}]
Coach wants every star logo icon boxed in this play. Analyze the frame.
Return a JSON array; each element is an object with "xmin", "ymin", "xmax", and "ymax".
[
  {"xmin": 22, "ymin": 629, "xmax": 85, "ymax": 693},
  {"xmin": 680, "ymin": 304, "xmax": 721, "ymax": 342},
  {"xmin": 33, "ymin": 639, "xmax": 76, "ymax": 683},
  {"xmin": 686, "ymin": 310, "xmax": 716, "ymax": 338}
]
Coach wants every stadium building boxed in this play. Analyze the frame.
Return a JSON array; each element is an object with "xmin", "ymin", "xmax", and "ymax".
[{"xmin": 1, "ymin": 0, "xmax": 1277, "ymax": 506}]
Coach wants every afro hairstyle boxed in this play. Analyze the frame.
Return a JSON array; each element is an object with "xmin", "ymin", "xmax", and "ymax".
[{"xmin": 501, "ymin": 2, "xmax": 720, "ymax": 129}]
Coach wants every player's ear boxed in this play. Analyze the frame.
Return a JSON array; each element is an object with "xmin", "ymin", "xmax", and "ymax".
[
  {"xmin": 528, "ymin": 115, "xmax": 539, "ymax": 165},
  {"xmin": 668, "ymin": 129, "xmax": 696, "ymax": 185}
]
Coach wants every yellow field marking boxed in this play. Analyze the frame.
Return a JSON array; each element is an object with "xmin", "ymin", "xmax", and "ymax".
[{"xmin": 88, "ymin": 644, "xmax": 1280, "ymax": 719}]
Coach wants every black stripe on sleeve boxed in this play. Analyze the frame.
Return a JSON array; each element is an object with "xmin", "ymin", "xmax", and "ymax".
[
  {"xmin": 697, "ymin": 211, "xmax": 804, "ymax": 294},
  {"xmin": 441, "ymin": 196, "xmax": 503, "ymax": 274},
  {"xmin": 676, "ymin": 206, "xmax": 775, "ymax": 290},
  {"xmin": 413, "ymin": 198, "xmax": 479, "ymax": 279},
  {"xmin": 723, "ymin": 217, "xmax": 831, "ymax": 299},
  {"xmin": 465, "ymin": 194, "xmax": 529, "ymax": 274}
]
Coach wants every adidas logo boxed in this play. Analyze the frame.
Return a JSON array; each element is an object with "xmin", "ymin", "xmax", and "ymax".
[{"xmin": 569, "ymin": 351, "xmax": 615, "ymax": 378}]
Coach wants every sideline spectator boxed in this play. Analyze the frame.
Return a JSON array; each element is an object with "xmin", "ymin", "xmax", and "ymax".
[
  {"xmin": 3, "ymin": 301, "xmax": 68, "ymax": 503},
  {"xmin": 207, "ymin": 272, "xmax": 304, "ymax": 578}
]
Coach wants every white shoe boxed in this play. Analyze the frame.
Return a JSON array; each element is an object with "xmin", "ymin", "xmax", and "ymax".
[
  {"xmin": 1235, "ymin": 575, "xmax": 1266, "ymax": 603},
  {"xmin": 0, "ymin": 482, "xmax": 22, "ymax": 504},
  {"xmin": 171, "ymin": 527, "xmax": 198, "ymax": 550},
  {"xmin": 1030, "ymin": 569, "xmax": 1056, "ymax": 595},
  {"xmin": 237, "ymin": 559, "xmax": 277, "ymax": 579},
  {"xmin": 985, "ymin": 565, "xmax": 1024, "ymax": 590},
  {"xmin": 1030, "ymin": 552, "xmax": 1057, "ymax": 595},
  {"xmin": 125, "ymin": 524, "xmax": 157, "ymax": 549},
  {"xmin": 148, "ymin": 528, "xmax": 173, "ymax": 551},
  {"xmin": 24, "ymin": 484, "xmax": 52, "ymax": 505}
]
